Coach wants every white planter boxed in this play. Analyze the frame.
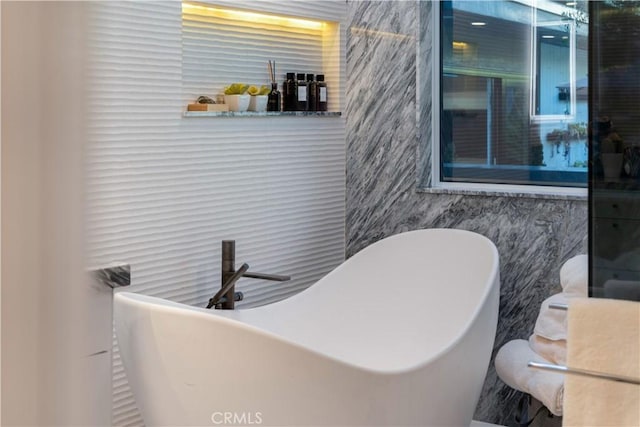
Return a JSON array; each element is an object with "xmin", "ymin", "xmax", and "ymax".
[
  {"xmin": 602, "ymin": 153, "xmax": 623, "ymax": 181},
  {"xmin": 224, "ymin": 94, "xmax": 250, "ymax": 112},
  {"xmin": 248, "ymin": 95, "xmax": 268, "ymax": 112}
]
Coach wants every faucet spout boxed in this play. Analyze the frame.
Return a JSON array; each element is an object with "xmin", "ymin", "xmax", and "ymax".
[{"xmin": 243, "ymin": 271, "xmax": 291, "ymax": 282}]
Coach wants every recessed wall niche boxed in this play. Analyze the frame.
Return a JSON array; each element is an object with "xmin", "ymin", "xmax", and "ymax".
[{"xmin": 181, "ymin": 1, "xmax": 342, "ymax": 113}]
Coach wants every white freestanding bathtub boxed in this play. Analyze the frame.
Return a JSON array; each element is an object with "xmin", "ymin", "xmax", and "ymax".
[{"xmin": 114, "ymin": 229, "xmax": 500, "ymax": 426}]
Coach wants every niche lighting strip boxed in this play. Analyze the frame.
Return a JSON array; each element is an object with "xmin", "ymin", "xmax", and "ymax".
[{"xmin": 182, "ymin": 2, "xmax": 325, "ymax": 30}]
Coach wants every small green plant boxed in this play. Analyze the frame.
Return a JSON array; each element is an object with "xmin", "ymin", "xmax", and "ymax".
[
  {"xmin": 258, "ymin": 85, "xmax": 270, "ymax": 95},
  {"xmin": 546, "ymin": 122, "xmax": 587, "ymax": 158},
  {"xmin": 226, "ymin": 84, "xmax": 270, "ymax": 96},
  {"xmin": 567, "ymin": 122, "xmax": 587, "ymax": 139},
  {"xmin": 247, "ymin": 85, "xmax": 271, "ymax": 96},
  {"xmin": 601, "ymin": 132, "xmax": 624, "ymax": 153},
  {"xmin": 546, "ymin": 122, "xmax": 587, "ymax": 143},
  {"xmin": 223, "ymin": 83, "xmax": 249, "ymax": 95}
]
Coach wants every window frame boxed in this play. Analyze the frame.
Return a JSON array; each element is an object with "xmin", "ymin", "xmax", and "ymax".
[{"xmin": 428, "ymin": 0, "xmax": 588, "ymax": 198}]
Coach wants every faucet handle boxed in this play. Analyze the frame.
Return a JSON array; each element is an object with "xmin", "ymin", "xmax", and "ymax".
[{"xmin": 207, "ymin": 263, "xmax": 249, "ymax": 309}]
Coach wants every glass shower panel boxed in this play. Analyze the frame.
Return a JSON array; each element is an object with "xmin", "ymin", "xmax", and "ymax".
[{"xmin": 589, "ymin": 1, "xmax": 640, "ymax": 301}]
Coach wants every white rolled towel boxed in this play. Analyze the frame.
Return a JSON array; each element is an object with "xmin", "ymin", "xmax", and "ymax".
[
  {"xmin": 559, "ymin": 254, "xmax": 588, "ymax": 297},
  {"xmin": 529, "ymin": 335, "xmax": 566, "ymax": 366},
  {"xmin": 495, "ymin": 339, "xmax": 565, "ymax": 416},
  {"xmin": 530, "ymin": 293, "xmax": 569, "ymax": 365},
  {"xmin": 533, "ymin": 293, "xmax": 569, "ymax": 341}
]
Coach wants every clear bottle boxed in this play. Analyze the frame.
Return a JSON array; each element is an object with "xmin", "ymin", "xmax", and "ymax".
[
  {"xmin": 307, "ymin": 73, "xmax": 317, "ymax": 112},
  {"xmin": 317, "ymin": 74, "xmax": 328, "ymax": 112},
  {"xmin": 267, "ymin": 82, "xmax": 281, "ymax": 112},
  {"xmin": 283, "ymin": 73, "xmax": 296, "ymax": 111},
  {"xmin": 296, "ymin": 72, "xmax": 308, "ymax": 111}
]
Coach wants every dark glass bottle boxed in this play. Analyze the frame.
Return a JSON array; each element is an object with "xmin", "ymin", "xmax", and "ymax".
[
  {"xmin": 282, "ymin": 76, "xmax": 288, "ymax": 110},
  {"xmin": 283, "ymin": 73, "xmax": 296, "ymax": 111},
  {"xmin": 267, "ymin": 82, "xmax": 281, "ymax": 112},
  {"xmin": 317, "ymin": 74, "xmax": 328, "ymax": 112},
  {"xmin": 307, "ymin": 73, "xmax": 317, "ymax": 112},
  {"xmin": 296, "ymin": 73, "xmax": 308, "ymax": 111}
]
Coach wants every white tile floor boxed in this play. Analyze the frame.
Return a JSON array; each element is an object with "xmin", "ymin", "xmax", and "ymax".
[{"xmin": 470, "ymin": 420, "xmax": 504, "ymax": 427}]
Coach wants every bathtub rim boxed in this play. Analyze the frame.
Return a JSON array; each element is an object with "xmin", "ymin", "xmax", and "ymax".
[{"xmin": 114, "ymin": 228, "xmax": 500, "ymax": 376}]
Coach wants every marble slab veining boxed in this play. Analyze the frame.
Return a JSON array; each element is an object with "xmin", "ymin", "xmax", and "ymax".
[
  {"xmin": 90, "ymin": 264, "xmax": 131, "ymax": 289},
  {"xmin": 345, "ymin": 1, "xmax": 588, "ymax": 425}
]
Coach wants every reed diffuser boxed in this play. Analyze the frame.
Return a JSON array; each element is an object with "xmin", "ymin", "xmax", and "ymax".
[{"xmin": 267, "ymin": 60, "xmax": 281, "ymax": 112}]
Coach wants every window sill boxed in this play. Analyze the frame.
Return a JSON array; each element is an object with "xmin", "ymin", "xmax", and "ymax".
[{"xmin": 417, "ymin": 183, "xmax": 588, "ymax": 201}]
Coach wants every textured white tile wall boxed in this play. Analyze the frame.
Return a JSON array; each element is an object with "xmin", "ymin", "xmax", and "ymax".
[{"xmin": 86, "ymin": 2, "xmax": 346, "ymax": 425}]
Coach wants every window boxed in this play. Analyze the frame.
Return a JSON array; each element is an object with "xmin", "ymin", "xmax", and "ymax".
[{"xmin": 437, "ymin": 0, "xmax": 588, "ymax": 188}]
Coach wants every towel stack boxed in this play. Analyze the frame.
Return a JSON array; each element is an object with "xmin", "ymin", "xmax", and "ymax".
[
  {"xmin": 529, "ymin": 254, "xmax": 589, "ymax": 365},
  {"xmin": 495, "ymin": 254, "xmax": 588, "ymax": 416}
]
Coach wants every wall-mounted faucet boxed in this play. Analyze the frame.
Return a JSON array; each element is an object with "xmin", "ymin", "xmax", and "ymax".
[{"xmin": 206, "ymin": 240, "xmax": 291, "ymax": 310}]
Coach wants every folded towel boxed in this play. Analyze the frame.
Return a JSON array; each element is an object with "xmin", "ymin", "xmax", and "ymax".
[
  {"xmin": 533, "ymin": 293, "xmax": 569, "ymax": 341},
  {"xmin": 528, "ymin": 255, "xmax": 588, "ymax": 364},
  {"xmin": 495, "ymin": 339, "xmax": 564, "ymax": 416},
  {"xmin": 559, "ymin": 254, "xmax": 588, "ymax": 297},
  {"xmin": 528, "ymin": 335, "xmax": 566, "ymax": 365},
  {"xmin": 563, "ymin": 298, "xmax": 640, "ymax": 426}
]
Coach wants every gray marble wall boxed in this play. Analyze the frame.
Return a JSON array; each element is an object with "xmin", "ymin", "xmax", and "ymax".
[{"xmin": 345, "ymin": 1, "xmax": 588, "ymax": 425}]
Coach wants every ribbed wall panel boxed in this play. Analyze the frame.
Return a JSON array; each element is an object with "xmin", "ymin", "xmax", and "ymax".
[{"xmin": 86, "ymin": 1, "xmax": 346, "ymax": 425}]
